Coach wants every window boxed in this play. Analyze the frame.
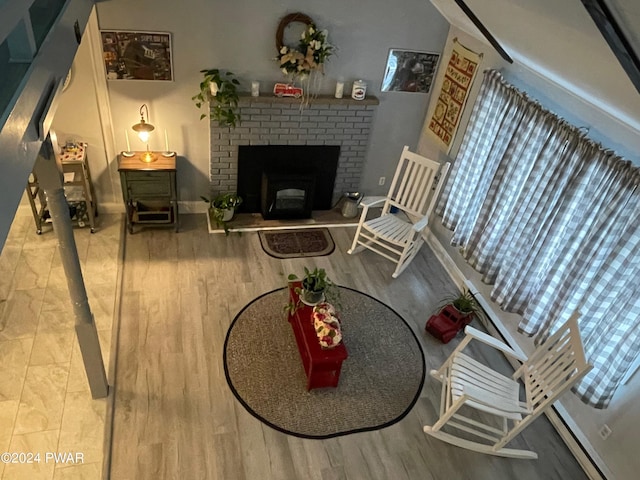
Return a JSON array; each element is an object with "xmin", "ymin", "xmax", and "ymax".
[{"xmin": 436, "ymin": 69, "xmax": 640, "ymax": 408}]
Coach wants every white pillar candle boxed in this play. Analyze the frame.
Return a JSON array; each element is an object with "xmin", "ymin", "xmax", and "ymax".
[
  {"xmin": 335, "ymin": 81, "xmax": 344, "ymax": 99},
  {"xmin": 164, "ymin": 129, "xmax": 169, "ymax": 151},
  {"xmin": 251, "ymin": 81, "xmax": 260, "ymax": 97},
  {"xmin": 125, "ymin": 128, "xmax": 131, "ymax": 151}
]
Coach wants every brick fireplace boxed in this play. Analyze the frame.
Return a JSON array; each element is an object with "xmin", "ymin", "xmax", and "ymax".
[{"xmin": 208, "ymin": 93, "xmax": 379, "ymax": 208}]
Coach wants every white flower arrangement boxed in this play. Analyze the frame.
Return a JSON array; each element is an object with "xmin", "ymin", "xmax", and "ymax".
[
  {"xmin": 312, "ymin": 302, "xmax": 342, "ymax": 349},
  {"xmin": 276, "ymin": 23, "xmax": 333, "ymax": 79}
]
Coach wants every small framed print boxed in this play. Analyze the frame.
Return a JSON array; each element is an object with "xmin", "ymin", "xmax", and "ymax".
[
  {"xmin": 101, "ymin": 30, "xmax": 173, "ymax": 81},
  {"xmin": 381, "ymin": 49, "xmax": 440, "ymax": 93}
]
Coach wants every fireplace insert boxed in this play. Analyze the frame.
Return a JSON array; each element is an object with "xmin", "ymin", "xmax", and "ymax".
[
  {"xmin": 261, "ymin": 172, "xmax": 315, "ymax": 219},
  {"xmin": 237, "ymin": 145, "xmax": 340, "ymax": 215}
]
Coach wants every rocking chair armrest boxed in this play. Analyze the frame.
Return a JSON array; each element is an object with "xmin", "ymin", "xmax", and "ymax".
[
  {"xmin": 358, "ymin": 196, "xmax": 387, "ymax": 219},
  {"xmin": 412, "ymin": 214, "xmax": 430, "ymax": 233},
  {"xmin": 360, "ymin": 196, "xmax": 387, "ymax": 208},
  {"xmin": 464, "ymin": 326, "xmax": 528, "ymax": 362}
]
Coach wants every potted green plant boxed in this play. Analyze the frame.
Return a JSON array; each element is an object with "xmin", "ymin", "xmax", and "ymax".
[
  {"xmin": 201, "ymin": 193, "xmax": 243, "ymax": 235},
  {"xmin": 425, "ymin": 289, "xmax": 482, "ymax": 343},
  {"xmin": 449, "ymin": 290, "xmax": 480, "ymax": 317},
  {"xmin": 287, "ymin": 267, "xmax": 339, "ymax": 306},
  {"xmin": 192, "ymin": 69, "xmax": 241, "ymax": 127}
]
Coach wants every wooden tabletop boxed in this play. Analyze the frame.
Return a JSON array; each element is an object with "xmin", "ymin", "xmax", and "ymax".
[{"xmin": 118, "ymin": 152, "xmax": 176, "ymax": 171}]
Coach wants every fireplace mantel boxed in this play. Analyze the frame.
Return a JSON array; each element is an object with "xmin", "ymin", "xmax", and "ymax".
[
  {"xmin": 209, "ymin": 93, "xmax": 379, "ymax": 206},
  {"xmin": 236, "ymin": 93, "xmax": 380, "ymax": 107}
]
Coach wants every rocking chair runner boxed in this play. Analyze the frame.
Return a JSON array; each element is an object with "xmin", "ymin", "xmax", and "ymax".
[
  {"xmin": 423, "ymin": 312, "xmax": 592, "ymax": 459},
  {"xmin": 347, "ymin": 146, "xmax": 450, "ymax": 278}
]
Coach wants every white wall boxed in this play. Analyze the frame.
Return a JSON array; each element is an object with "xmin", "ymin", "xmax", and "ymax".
[
  {"xmin": 90, "ymin": 0, "xmax": 449, "ymax": 206},
  {"xmin": 419, "ymin": 25, "xmax": 640, "ymax": 480},
  {"xmin": 51, "ymin": 10, "xmax": 121, "ymax": 211}
]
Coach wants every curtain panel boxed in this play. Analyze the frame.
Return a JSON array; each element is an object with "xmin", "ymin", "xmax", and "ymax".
[{"xmin": 437, "ymin": 69, "xmax": 640, "ymax": 408}]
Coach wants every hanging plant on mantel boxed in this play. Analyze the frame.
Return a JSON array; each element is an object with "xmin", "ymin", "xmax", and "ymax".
[
  {"xmin": 192, "ymin": 69, "xmax": 241, "ymax": 127},
  {"xmin": 274, "ymin": 12, "xmax": 333, "ymax": 102}
]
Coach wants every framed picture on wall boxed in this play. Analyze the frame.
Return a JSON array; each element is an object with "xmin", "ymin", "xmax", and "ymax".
[
  {"xmin": 100, "ymin": 30, "xmax": 173, "ymax": 81},
  {"xmin": 381, "ymin": 49, "xmax": 440, "ymax": 93}
]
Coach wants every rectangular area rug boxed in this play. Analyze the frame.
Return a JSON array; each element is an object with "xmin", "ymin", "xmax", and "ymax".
[{"xmin": 258, "ymin": 228, "xmax": 335, "ymax": 259}]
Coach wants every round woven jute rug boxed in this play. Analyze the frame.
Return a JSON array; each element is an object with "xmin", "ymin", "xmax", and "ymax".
[{"xmin": 223, "ymin": 286, "xmax": 425, "ymax": 439}]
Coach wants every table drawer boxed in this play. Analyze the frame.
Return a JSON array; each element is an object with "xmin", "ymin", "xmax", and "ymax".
[
  {"xmin": 125, "ymin": 171, "xmax": 171, "ymax": 180},
  {"xmin": 127, "ymin": 180, "xmax": 172, "ymax": 197}
]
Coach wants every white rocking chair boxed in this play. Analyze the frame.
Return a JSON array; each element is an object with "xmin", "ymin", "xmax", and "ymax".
[
  {"xmin": 347, "ymin": 146, "xmax": 450, "ymax": 278},
  {"xmin": 423, "ymin": 312, "xmax": 592, "ymax": 459}
]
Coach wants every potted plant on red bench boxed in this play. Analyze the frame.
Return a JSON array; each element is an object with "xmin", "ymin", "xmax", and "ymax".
[{"xmin": 287, "ymin": 267, "xmax": 340, "ymax": 307}]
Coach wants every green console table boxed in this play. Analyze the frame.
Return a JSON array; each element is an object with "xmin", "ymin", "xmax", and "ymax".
[{"xmin": 118, "ymin": 152, "xmax": 178, "ymax": 234}]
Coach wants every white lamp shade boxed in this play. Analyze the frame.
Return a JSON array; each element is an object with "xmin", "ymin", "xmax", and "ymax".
[{"xmin": 137, "ymin": 130, "xmax": 150, "ymax": 142}]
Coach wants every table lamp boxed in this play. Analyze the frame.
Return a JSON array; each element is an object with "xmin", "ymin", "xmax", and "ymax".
[{"xmin": 132, "ymin": 104, "xmax": 156, "ymax": 163}]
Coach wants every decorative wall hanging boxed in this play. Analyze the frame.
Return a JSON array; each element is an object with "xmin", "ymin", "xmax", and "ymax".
[
  {"xmin": 101, "ymin": 31, "xmax": 173, "ymax": 81},
  {"xmin": 381, "ymin": 49, "xmax": 440, "ymax": 93},
  {"xmin": 428, "ymin": 38, "xmax": 482, "ymax": 152},
  {"xmin": 274, "ymin": 12, "xmax": 333, "ymax": 103}
]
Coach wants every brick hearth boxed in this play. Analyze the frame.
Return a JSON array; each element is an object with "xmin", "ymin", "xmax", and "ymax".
[{"xmin": 209, "ymin": 93, "xmax": 379, "ymax": 204}]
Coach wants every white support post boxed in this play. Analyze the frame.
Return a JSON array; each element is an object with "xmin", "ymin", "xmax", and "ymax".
[{"xmin": 33, "ymin": 137, "xmax": 108, "ymax": 399}]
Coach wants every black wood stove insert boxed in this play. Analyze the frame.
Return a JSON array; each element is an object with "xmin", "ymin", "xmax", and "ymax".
[
  {"xmin": 261, "ymin": 172, "xmax": 315, "ymax": 219},
  {"xmin": 237, "ymin": 145, "xmax": 340, "ymax": 219}
]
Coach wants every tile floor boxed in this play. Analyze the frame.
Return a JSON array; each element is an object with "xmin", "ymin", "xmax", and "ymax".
[{"xmin": 0, "ymin": 212, "xmax": 121, "ymax": 480}]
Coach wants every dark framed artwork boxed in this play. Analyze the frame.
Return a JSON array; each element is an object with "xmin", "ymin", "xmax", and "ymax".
[
  {"xmin": 101, "ymin": 31, "xmax": 173, "ymax": 81},
  {"xmin": 381, "ymin": 49, "xmax": 440, "ymax": 93}
]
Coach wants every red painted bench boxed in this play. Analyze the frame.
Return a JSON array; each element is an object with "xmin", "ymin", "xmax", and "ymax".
[{"xmin": 287, "ymin": 281, "xmax": 348, "ymax": 390}]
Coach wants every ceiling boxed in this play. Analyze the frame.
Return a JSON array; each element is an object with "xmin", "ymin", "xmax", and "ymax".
[
  {"xmin": 429, "ymin": 0, "xmax": 640, "ymax": 131},
  {"xmin": 606, "ymin": 0, "xmax": 640, "ymax": 57}
]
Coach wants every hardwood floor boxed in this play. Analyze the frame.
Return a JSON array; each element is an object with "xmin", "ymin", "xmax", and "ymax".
[
  {"xmin": 0, "ymin": 213, "xmax": 120, "ymax": 480},
  {"xmin": 109, "ymin": 214, "xmax": 588, "ymax": 480}
]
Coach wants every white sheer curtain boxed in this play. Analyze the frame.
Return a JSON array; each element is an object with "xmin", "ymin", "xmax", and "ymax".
[{"xmin": 437, "ymin": 69, "xmax": 640, "ymax": 408}]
